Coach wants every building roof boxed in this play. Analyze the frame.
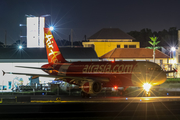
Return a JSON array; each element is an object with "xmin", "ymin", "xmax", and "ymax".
[
  {"xmin": 0, "ymin": 47, "xmax": 98, "ymax": 59},
  {"xmin": 88, "ymin": 28, "xmax": 135, "ymax": 40},
  {"xmin": 100, "ymin": 48, "xmax": 170, "ymax": 59},
  {"xmin": 60, "ymin": 47, "xmax": 98, "ymax": 59}
]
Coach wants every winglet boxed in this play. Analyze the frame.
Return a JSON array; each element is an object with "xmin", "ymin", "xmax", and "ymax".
[{"xmin": 2, "ymin": 70, "xmax": 5, "ymax": 76}]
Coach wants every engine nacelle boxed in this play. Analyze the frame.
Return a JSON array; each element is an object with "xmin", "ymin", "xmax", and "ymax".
[{"xmin": 81, "ymin": 81, "xmax": 102, "ymax": 94}]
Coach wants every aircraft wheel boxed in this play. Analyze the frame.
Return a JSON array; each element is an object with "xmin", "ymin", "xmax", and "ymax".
[
  {"xmin": 81, "ymin": 91, "xmax": 86, "ymax": 98},
  {"xmin": 118, "ymin": 90, "xmax": 125, "ymax": 96},
  {"xmin": 86, "ymin": 94, "xmax": 90, "ymax": 98},
  {"xmin": 119, "ymin": 90, "xmax": 123, "ymax": 96}
]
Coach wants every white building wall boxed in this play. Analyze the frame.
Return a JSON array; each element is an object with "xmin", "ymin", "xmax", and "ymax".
[
  {"xmin": 0, "ymin": 62, "xmax": 53, "ymax": 91},
  {"xmin": 27, "ymin": 17, "xmax": 45, "ymax": 48},
  {"xmin": 39, "ymin": 17, "xmax": 45, "ymax": 47}
]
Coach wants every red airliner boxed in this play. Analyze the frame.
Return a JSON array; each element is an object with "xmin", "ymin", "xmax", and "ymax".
[{"xmin": 3, "ymin": 28, "xmax": 174, "ymax": 97}]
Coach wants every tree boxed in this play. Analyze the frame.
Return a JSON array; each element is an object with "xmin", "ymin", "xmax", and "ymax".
[
  {"xmin": 128, "ymin": 28, "xmax": 153, "ymax": 47},
  {"xmin": 146, "ymin": 37, "xmax": 161, "ymax": 62},
  {"xmin": 127, "ymin": 27, "xmax": 178, "ymax": 47}
]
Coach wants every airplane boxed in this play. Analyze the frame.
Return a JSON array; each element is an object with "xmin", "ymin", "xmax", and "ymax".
[{"xmin": 3, "ymin": 28, "xmax": 176, "ymax": 98}]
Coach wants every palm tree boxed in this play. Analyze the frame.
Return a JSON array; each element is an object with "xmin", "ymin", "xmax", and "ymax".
[{"xmin": 146, "ymin": 37, "xmax": 161, "ymax": 62}]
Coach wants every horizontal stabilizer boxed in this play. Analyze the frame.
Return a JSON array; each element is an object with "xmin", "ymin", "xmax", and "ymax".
[
  {"xmin": 15, "ymin": 66, "xmax": 53, "ymax": 70},
  {"xmin": 3, "ymin": 71, "xmax": 57, "ymax": 78}
]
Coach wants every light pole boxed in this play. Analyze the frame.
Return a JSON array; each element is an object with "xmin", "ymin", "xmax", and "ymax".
[
  {"xmin": 170, "ymin": 47, "xmax": 176, "ymax": 77},
  {"xmin": 170, "ymin": 47, "xmax": 176, "ymax": 63}
]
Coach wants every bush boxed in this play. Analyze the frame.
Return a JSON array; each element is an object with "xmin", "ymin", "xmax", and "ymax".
[{"xmin": 166, "ymin": 78, "xmax": 180, "ymax": 83}]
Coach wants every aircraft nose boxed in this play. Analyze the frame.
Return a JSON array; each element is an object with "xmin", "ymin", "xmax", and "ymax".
[{"xmin": 151, "ymin": 71, "xmax": 167, "ymax": 86}]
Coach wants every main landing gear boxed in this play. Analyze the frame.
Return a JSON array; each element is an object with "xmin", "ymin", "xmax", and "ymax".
[
  {"xmin": 81, "ymin": 91, "xmax": 90, "ymax": 98},
  {"xmin": 118, "ymin": 86, "xmax": 128, "ymax": 96},
  {"xmin": 118, "ymin": 90, "xmax": 128, "ymax": 96}
]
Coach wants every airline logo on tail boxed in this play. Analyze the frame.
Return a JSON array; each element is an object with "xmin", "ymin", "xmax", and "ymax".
[{"xmin": 44, "ymin": 28, "xmax": 67, "ymax": 63}]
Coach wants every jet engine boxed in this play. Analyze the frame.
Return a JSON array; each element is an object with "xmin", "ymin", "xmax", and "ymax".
[{"xmin": 81, "ymin": 81, "xmax": 102, "ymax": 94}]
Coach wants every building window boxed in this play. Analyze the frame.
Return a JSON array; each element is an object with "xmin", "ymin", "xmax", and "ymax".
[
  {"xmin": 178, "ymin": 55, "xmax": 180, "ymax": 63},
  {"xmin": 90, "ymin": 44, "xmax": 94, "ymax": 49},
  {"xmin": 124, "ymin": 45, "xmax": 128, "ymax": 48},
  {"xmin": 129, "ymin": 45, "xmax": 136, "ymax": 48},
  {"xmin": 117, "ymin": 45, "xmax": 120, "ymax": 48},
  {"xmin": 160, "ymin": 59, "xmax": 163, "ymax": 65},
  {"xmin": 167, "ymin": 59, "xmax": 169, "ymax": 64}
]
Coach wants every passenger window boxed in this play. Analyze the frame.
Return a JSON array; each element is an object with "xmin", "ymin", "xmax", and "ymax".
[{"xmin": 156, "ymin": 68, "xmax": 159, "ymax": 71}]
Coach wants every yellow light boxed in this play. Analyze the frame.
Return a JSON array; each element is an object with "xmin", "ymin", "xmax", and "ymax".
[{"xmin": 143, "ymin": 83, "xmax": 151, "ymax": 92}]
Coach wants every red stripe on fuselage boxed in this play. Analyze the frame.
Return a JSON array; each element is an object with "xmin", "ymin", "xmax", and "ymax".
[{"xmin": 42, "ymin": 61, "xmax": 138, "ymax": 87}]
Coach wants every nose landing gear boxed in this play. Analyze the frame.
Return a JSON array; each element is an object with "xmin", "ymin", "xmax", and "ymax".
[{"xmin": 145, "ymin": 91, "xmax": 151, "ymax": 97}]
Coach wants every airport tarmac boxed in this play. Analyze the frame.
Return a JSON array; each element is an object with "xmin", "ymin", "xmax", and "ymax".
[
  {"xmin": 1, "ymin": 95, "xmax": 180, "ymax": 119},
  {"xmin": 0, "ymin": 95, "xmax": 180, "ymax": 103},
  {"xmin": 1, "ymin": 97, "xmax": 180, "ymax": 120}
]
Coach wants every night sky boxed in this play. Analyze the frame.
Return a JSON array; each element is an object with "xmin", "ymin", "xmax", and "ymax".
[{"xmin": 0, "ymin": 0, "xmax": 180, "ymax": 45}]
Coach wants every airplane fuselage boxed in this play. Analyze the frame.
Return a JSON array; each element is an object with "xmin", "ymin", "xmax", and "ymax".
[{"xmin": 42, "ymin": 61, "xmax": 166, "ymax": 88}]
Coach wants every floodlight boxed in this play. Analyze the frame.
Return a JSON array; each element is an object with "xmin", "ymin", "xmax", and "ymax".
[
  {"xmin": 19, "ymin": 45, "xmax": 22, "ymax": 49},
  {"xmin": 143, "ymin": 83, "xmax": 151, "ymax": 92},
  {"xmin": 49, "ymin": 26, "xmax": 54, "ymax": 31},
  {"xmin": 171, "ymin": 47, "xmax": 176, "ymax": 51}
]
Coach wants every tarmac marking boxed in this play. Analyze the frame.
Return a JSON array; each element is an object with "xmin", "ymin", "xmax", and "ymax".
[{"xmin": 30, "ymin": 100, "xmax": 153, "ymax": 103}]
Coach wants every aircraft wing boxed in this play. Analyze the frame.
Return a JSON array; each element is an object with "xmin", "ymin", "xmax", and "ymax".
[{"xmin": 3, "ymin": 71, "xmax": 109, "ymax": 82}]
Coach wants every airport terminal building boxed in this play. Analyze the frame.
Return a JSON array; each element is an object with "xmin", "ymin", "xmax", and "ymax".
[{"xmin": 0, "ymin": 47, "xmax": 98, "ymax": 91}]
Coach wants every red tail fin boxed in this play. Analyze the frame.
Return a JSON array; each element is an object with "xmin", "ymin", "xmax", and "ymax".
[{"xmin": 44, "ymin": 28, "xmax": 67, "ymax": 63}]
